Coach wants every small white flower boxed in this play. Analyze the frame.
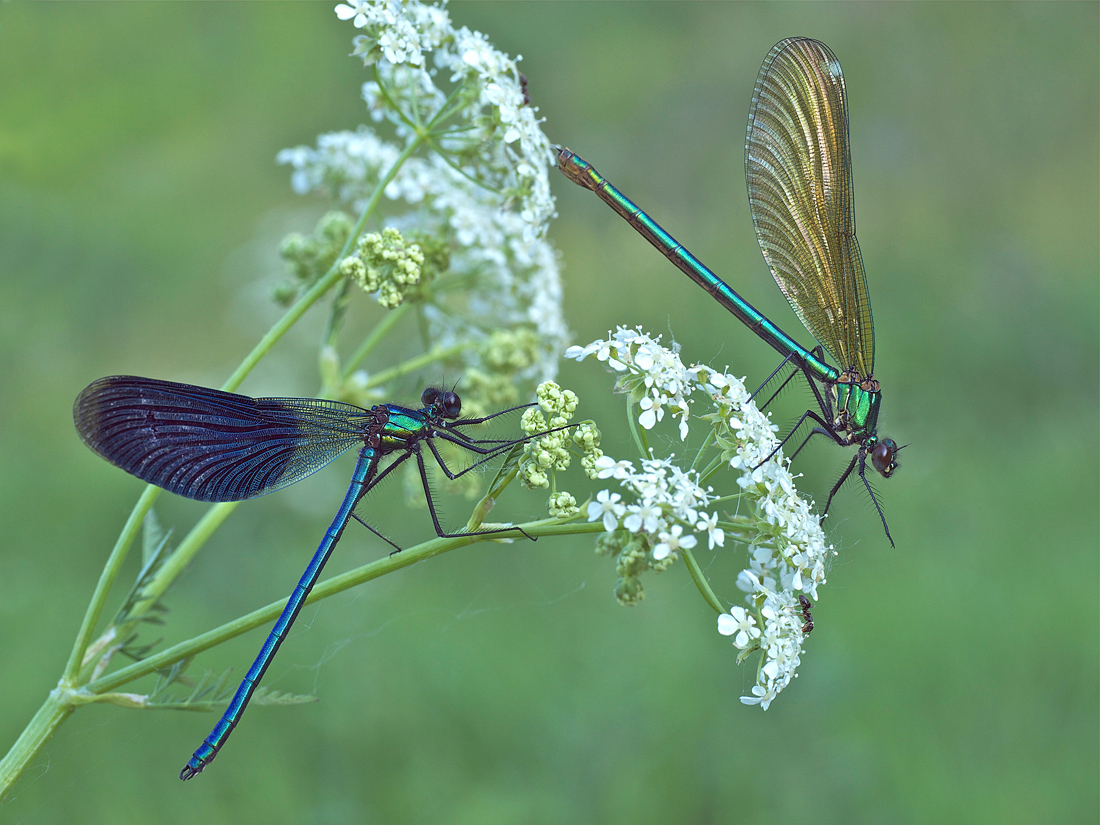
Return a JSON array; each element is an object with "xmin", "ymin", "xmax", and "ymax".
[
  {"xmin": 696, "ymin": 511, "xmax": 725, "ymax": 549},
  {"xmin": 623, "ymin": 502, "xmax": 662, "ymax": 535},
  {"xmin": 637, "ymin": 392, "xmax": 664, "ymax": 429},
  {"xmin": 652, "ymin": 524, "xmax": 697, "ymax": 561},
  {"xmin": 740, "ymin": 676, "xmax": 780, "ymax": 710},
  {"xmin": 717, "ymin": 606, "xmax": 759, "ymax": 648},
  {"xmin": 593, "ymin": 456, "xmax": 633, "ymax": 480},
  {"xmin": 335, "ymin": 3, "xmax": 363, "ymax": 24},
  {"xmin": 587, "ymin": 489, "xmax": 625, "ymax": 533}
]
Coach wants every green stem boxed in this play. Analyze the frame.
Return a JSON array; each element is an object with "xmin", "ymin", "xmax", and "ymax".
[
  {"xmin": 690, "ymin": 428, "xmax": 716, "ymax": 472},
  {"xmin": 45, "ymin": 131, "xmax": 429, "ymax": 775},
  {"xmin": 323, "ymin": 276, "xmax": 354, "ymax": 350},
  {"xmin": 62, "ymin": 485, "xmax": 160, "ymax": 683},
  {"xmin": 342, "ymin": 302, "xmax": 412, "ymax": 379},
  {"xmin": 426, "ymin": 78, "xmax": 475, "ymax": 130},
  {"xmin": 0, "ymin": 690, "xmax": 75, "ymax": 802},
  {"xmin": 681, "ymin": 548, "xmax": 725, "ymax": 614},
  {"xmin": 626, "ymin": 397, "xmax": 650, "ymax": 458},
  {"xmin": 88, "ymin": 519, "xmax": 605, "ymax": 694},
  {"xmin": 373, "ymin": 65, "xmax": 420, "ymax": 134},
  {"xmin": 697, "ymin": 455, "xmax": 727, "ymax": 485},
  {"xmin": 114, "ymin": 502, "xmax": 241, "ymax": 644},
  {"xmin": 363, "ymin": 341, "xmax": 473, "ymax": 389}
]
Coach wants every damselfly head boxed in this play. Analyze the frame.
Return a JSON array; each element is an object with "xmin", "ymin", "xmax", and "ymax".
[
  {"xmin": 871, "ymin": 437, "xmax": 899, "ymax": 478},
  {"xmin": 422, "ymin": 387, "xmax": 462, "ymax": 419}
]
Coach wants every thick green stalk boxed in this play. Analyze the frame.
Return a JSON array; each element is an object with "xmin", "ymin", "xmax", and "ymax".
[
  {"xmin": 116, "ymin": 502, "xmax": 241, "ymax": 640},
  {"xmin": 8, "ymin": 133, "xmax": 433, "ymax": 803},
  {"xmin": 0, "ymin": 690, "xmax": 74, "ymax": 802},
  {"xmin": 88, "ymin": 519, "xmax": 603, "ymax": 694},
  {"xmin": 62, "ymin": 485, "xmax": 161, "ymax": 683},
  {"xmin": 626, "ymin": 397, "xmax": 651, "ymax": 458}
]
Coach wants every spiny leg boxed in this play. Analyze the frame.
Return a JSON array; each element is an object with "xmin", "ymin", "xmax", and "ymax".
[
  {"xmin": 451, "ymin": 402, "xmax": 536, "ymax": 426},
  {"xmin": 750, "ymin": 350, "xmax": 804, "ymax": 409},
  {"xmin": 348, "ymin": 449, "xmax": 414, "ymax": 551},
  {"xmin": 821, "ymin": 452, "xmax": 859, "ymax": 522},
  {"xmin": 753, "ymin": 408, "xmax": 844, "ymax": 471},
  {"xmin": 788, "ymin": 426, "xmax": 838, "ymax": 463},
  {"xmin": 414, "ymin": 446, "xmax": 534, "ymax": 541},
  {"xmin": 856, "ymin": 451, "xmax": 895, "ymax": 548},
  {"xmin": 750, "ymin": 354, "xmax": 837, "ymax": 472},
  {"xmin": 426, "ymin": 435, "xmax": 519, "ymax": 481},
  {"xmin": 434, "ymin": 422, "xmax": 574, "ymax": 456},
  {"xmin": 750, "ymin": 346, "xmax": 829, "ymax": 412},
  {"xmin": 351, "ymin": 512, "xmax": 402, "ymax": 552},
  {"xmin": 433, "ymin": 428, "xmax": 531, "ymax": 455}
]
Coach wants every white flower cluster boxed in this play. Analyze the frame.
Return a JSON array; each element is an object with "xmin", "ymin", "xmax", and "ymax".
[
  {"xmin": 279, "ymin": 0, "xmax": 565, "ymax": 384},
  {"xmin": 566, "ymin": 325, "xmax": 694, "ymax": 439},
  {"xmin": 587, "ymin": 456, "xmax": 724, "ymax": 562},
  {"xmin": 334, "ymin": 0, "xmax": 555, "ymax": 238},
  {"xmin": 336, "ymin": 0, "xmax": 449, "ymax": 67},
  {"xmin": 569, "ymin": 326, "xmax": 833, "ymax": 709},
  {"xmin": 277, "ymin": 108, "xmax": 566, "ymax": 387}
]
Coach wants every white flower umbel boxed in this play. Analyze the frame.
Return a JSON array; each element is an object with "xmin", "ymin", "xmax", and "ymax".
[
  {"xmin": 568, "ymin": 326, "xmax": 834, "ymax": 709},
  {"xmin": 334, "ymin": 0, "xmax": 554, "ymax": 235},
  {"xmin": 278, "ymin": 1, "xmax": 567, "ymax": 410}
]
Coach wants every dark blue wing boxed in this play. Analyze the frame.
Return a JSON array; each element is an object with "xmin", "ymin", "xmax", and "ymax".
[{"xmin": 74, "ymin": 376, "xmax": 373, "ymax": 502}]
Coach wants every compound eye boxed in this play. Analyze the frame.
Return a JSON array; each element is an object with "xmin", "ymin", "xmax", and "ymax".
[
  {"xmin": 871, "ymin": 438, "xmax": 898, "ymax": 477},
  {"xmin": 421, "ymin": 387, "xmax": 441, "ymax": 408},
  {"xmin": 440, "ymin": 391, "xmax": 461, "ymax": 419}
]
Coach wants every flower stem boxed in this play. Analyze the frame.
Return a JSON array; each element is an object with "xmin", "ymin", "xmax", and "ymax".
[
  {"xmin": 342, "ymin": 302, "xmax": 413, "ymax": 379},
  {"xmin": 38, "ymin": 131, "xmax": 430, "ymax": 791},
  {"xmin": 681, "ymin": 548, "xmax": 725, "ymax": 614},
  {"xmin": 88, "ymin": 519, "xmax": 605, "ymax": 694},
  {"xmin": 626, "ymin": 397, "xmax": 651, "ymax": 458},
  {"xmin": 116, "ymin": 501, "xmax": 241, "ymax": 640},
  {"xmin": 62, "ymin": 485, "xmax": 161, "ymax": 683},
  {"xmin": 690, "ymin": 428, "xmax": 716, "ymax": 472},
  {"xmin": 0, "ymin": 689, "xmax": 75, "ymax": 802},
  {"xmin": 363, "ymin": 341, "xmax": 473, "ymax": 389}
]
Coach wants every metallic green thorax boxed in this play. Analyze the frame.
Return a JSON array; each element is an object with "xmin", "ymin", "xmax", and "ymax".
[
  {"xmin": 833, "ymin": 375, "xmax": 881, "ymax": 440},
  {"xmin": 378, "ymin": 406, "xmax": 433, "ymax": 447}
]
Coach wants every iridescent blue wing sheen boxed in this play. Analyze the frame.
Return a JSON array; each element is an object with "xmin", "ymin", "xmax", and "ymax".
[{"xmin": 74, "ymin": 376, "xmax": 372, "ymax": 502}]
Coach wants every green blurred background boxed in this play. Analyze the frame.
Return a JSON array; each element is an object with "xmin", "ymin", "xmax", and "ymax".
[{"xmin": 2, "ymin": 3, "xmax": 1096, "ymax": 823}]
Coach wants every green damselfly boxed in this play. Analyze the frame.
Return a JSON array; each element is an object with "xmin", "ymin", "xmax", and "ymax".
[{"xmin": 559, "ymin": 38, "xmax": 901, "ymax": 545}]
